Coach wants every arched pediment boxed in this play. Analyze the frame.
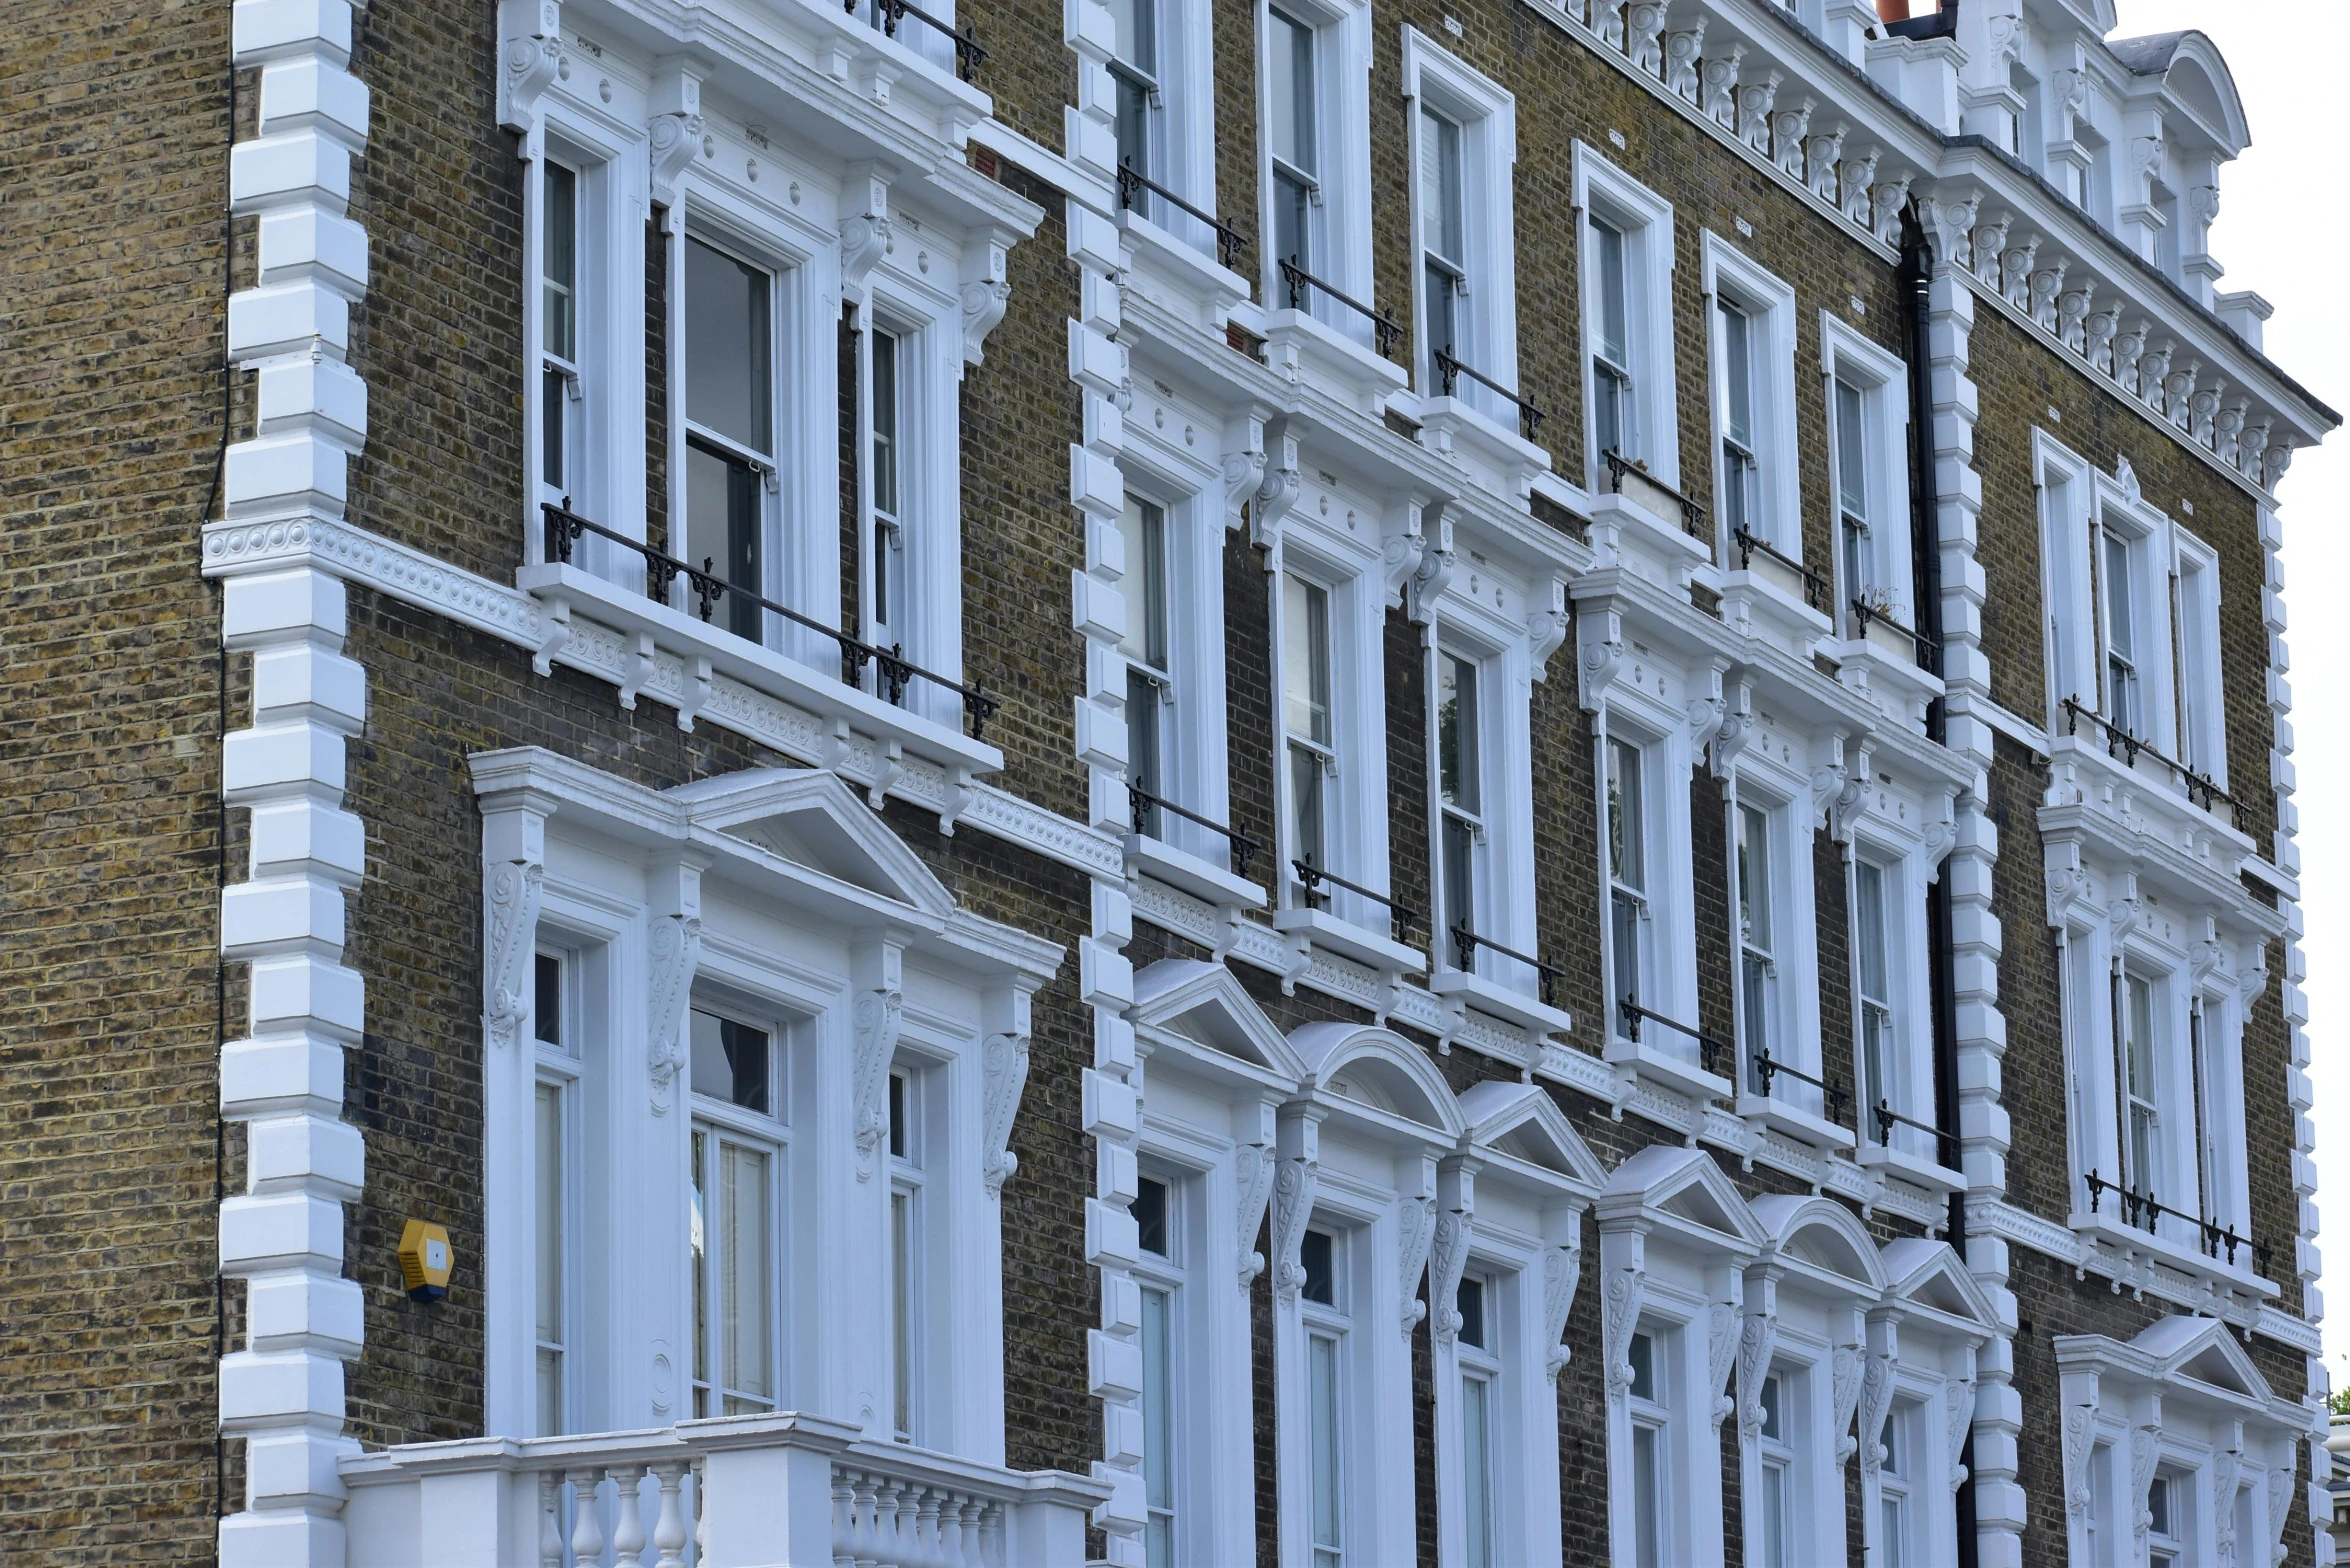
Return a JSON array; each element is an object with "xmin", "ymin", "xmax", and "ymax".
[
  {"xmin": 1129, "ymin": 959, "xmax": 1305, "ymax": 1081},
  {"xmin": 1881, "ymin": 1238, "xmax": 1999, "ymax": 1335},
  {"xmin": 1750, "ymin": 1195, "xmax": 1888, "ymax": 1295},
  {"xmin": 1289, "ymin": 1023, "xmax": 1466, "ymax": 1141},
  {"xmin": 2110, "ymin": 29, "xmax": 2250, "ymax": 152},
  {"xmin": 1597, "ymin": 1144, "xmax": 1768, "ymax": 1252},
  {"xmin": 2130, "ymin": 1314, "xmax": 2267, "ymax": 1401},
  {"xmin": 675, "ymin": 768, "xmax": 956, "ymax": 920},
  {"xmin": 1457, "ymin": 1080, "xmax": 1605, "ymax": 1194}
]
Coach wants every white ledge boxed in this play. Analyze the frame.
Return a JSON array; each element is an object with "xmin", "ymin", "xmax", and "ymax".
[{"xmin": 1430, "ymin": 965, "xmax": 1574, "ymax": 1041}]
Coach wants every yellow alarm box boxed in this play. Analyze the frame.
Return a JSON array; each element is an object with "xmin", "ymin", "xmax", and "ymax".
[{"xmin": 398, "ymin": 1219, "xmax": 454, "ymax": 1301}]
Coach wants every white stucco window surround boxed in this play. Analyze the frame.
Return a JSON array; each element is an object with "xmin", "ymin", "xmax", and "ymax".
[
  {"xmin": 1396, "ymin": 30, "xmax": 1546, "ymax": 500},
  {"xmin": 1595, "ymin": 1146, "xmax": 1767, "ymax": 1568},
  {"xmin": 470, "ymin": 748, "xmax": 1060, "ymax": 1471},
  {"xmin": 1263, "ymin": 475, "xmax": 1421, "ymax": 981},
  {"xmin": 1819, "ymin": 313, "xmax": 1939, "ymax": 732},
  {"xmin": 1741, "ymin": 1197, "xmax": 1890, "ymax": 1568},
  {"xmin": 1270, "ymin": 1024, "xmax": 1467, "ymax": 1568},
  {"xmin": 1100, "ymin": 0, "xmax": 1231, "ymax": 281},
  {"xmin": 1422, "ymin": 546, "xmax": 1574, "ymax": 1041},
  {"xmin": 1112, "ymin": 416, "xmax": 1259, "ymax": 913},
  {"xmin": 1861, "ymin": 1241, "xmax": 1999, "ymax": 1568},
  {"xmin": 1255, "ymin": 0, "xmax": 1400, "ymax": 412},
  {"xmin": 1701, "ymin": 235, "xmax": 1820, "ymax": 655},
  {"xmin": 1431, "ymin": 1082, "xmax": 1602, "ymax": 1568},
  {"xmin": 1572, "ymin": 143, "xmax": 1680, "ymax": 492},
  {"xmin": 2056, "ymin": 1316, "xmax": 2307, "ymax": 1568},
  {"xmin": 1718, "ymin": 730, "xmax": 1837, "ymax": 1152},
  {"xmin": 499, "ymin": 10, "xmax": 1039, "ymax": 786},
  {"xmin": 1123, "ymin": 959, "xmax": 1311, "ymax": 1568}
]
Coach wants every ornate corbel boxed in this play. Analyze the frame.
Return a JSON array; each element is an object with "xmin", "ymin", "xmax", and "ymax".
[
  {"xmin": 1601, "ymin": 1259, "xmax": 1645, "ymax": 1401},
  {"xmin": 2061, "ymin": 1386, "xmax": 2100, "ymax": 1530},
  {"xmin": 2211, "ymin": 1429, "xmax": 2243, "ymax": 1568},
  {"xmin": 2085, "ymin": 302, "xmax": 2122, "ymax": 374},
  {"xmin": 839, "ymin": 166, "xmax": 895, "ymax": 310},
  {"xmin": 1708, "ymin": 676, "xmax": 1755, "ymax": 781},
  {"xmin": 1235, "ymin": 1135, "xmax": 1278, "ymax": 1288},
  {"xmin": 643, "ymin": 874, "xmax": 704, "ymax": 1113},
  {"xmin": 2239, "ymin": 419, "xmax": 2272, "ymax": 482},
  {"xmin": 647, "ymin": 65, "xmax": 705, "ymax": 222},
  {"xmin": 1220, "ymin": 413, "xmax": 1268, "ymax": 529},
  {"xmin": 1831, "ymin": 1336, "xmax": 1864, "ymax": 1464},
  {"xmin": 1804, "ymin": 124, "xmax": 1846, "ymax": 201},
  {"xmin": 1944, "ymin": 1370, "xmax": 1976, "ymax": 1490},
  {"xmin": 959, "ymin": 234, "xmax": 1012, "ymax": 369},
  {"xmin": 1858, "ymin": 1339, "xmax": 1895, "ymax": 1480},
  {"xmin": 2265, "ymin": 1460, "xmax": 2292, "ymax": 1567},
  {"xmin": 2029, "ymin": 258, "xmax": 2067, "ymax": 332},
  {"xmin": 2057, "ymin": 287, "xmax": 2093, "ymax": 353},
  {"xmin": 1269, "ymin": 1135, "xmax": 1321, "ymax": 1305},
  {"xmin": 1916, "ymin": 191, "xmax": 1981, "ymax": 273},
  {"xmin": 2263, "ymin": 439, "xmax": 2295, "ymax": 490},
  {"xmin": 2112, "ymin": 319, "xmax": 2150, "ymax": 394},
  {"xmin": 1405, "ymin": 504, "xmax": 1454, "ymax": 626},
  {"xmin": 1816, "ymin": 735, "xmax": 1869, "ymax": 844},
  {"xmin": 2213, "ymin": 398, "xmax": 2245, "ymax": 465},
  {"xmin": 498, "ymin": 0, "xmax": 566, "ymax": 139},
  {"xmin": 1594, "ymin": 0, "xmax": 1628, "ymax": 51},
  {"xmin": 1869, "ymin": 175, "xmax": 1912, "ymax": 248},
  {"xmin": 1836, "ymin": 148, "xmax": 1879, "ymax": 225},
  {"xmin": 850, "ymin": 937, "xmax": 904, "ymax": 1180},
  {"xmin": 1699, "ymin": 45, "xmax": 1745, "ymax": 129},
  {"xmin": 2164, "ymin": 361, "xmax": 2199, "ymax": 433},
  {"xmin": 1396, "ymin": 1181, "xmax": 1437, "ymax": 1337},
  {"xmin": 2112, "ymin": 454, "xmax": 2142, "ymax": 505},
  {"xmin": 1771, "ymin": 98, "xmax": 1815, "ymax": 179},
  {"xmin": 1999, "ymin": 235, "xmax": 2040, "ymax": 310},
  {"xmin": 2108, "ymin": 871, "xmax": 2144, "ymax": 943},
  {"xmin": 1250, "ymin": 425, "xmax": 1302, "ymax": 556},
  {"xmin": 1968, "ymin": 214, "xmax": 2011, "ymax": 285},
  {"xmin": 1577, "ymin": 607, "xmax": 1627, "ymax": 713},
  {"xmin": 1527, "ymin": 578, "xmax": 1570, "ymax": 680},
  {"xmin": 1736, "ymin": 1303, "xmax": 1779, "ymax": 1444},
  {"xmin": 1736, "ymin": 71, "xmax": 1782, "ymax": 155},
  {"xmin": 979, "ymin": 987, "xmax": 1032, "ymax": 1197},
  {"xmin": 1663, "ymin": 17, "xmax": 1706, "ymax": 104},
  {"xmin": 1429, "ymin": 1208, "xmax": 1473, "ymax": 1345},
  {"xmin": 2137, "ymin": 341, "xmax": 2175, "ymax": 413},
  {"xmin": 483, "ymin": 854, "xmax": 547, "ymax": 1054},
  {"xmin": 2129, "ymin": 1417, "xmax": 2162, "ymax": 1559},
  {"xmin": 1923, "ymin": 790, "xmax": 1958, "ymax": 877},
  {"xmin": 1542, "ymin": 1221, "xmax": 1583, "ymax": 1381},
  {"xmin": 1626, "ymin": 0, "xmax": 1667, "ymax": 74},
  {"xmin": 1685, "ymin": 666, "xmax": 1727, "ymax": 759},
  {"xmin": 2189, "ymin": 375, "xmax": 2223, "ymax": 447},
  {"xmin": 1705, "ymin": 1283, "xmax": 1740, "ymax": 1432}
]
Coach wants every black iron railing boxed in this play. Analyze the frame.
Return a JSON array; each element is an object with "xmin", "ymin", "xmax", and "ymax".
[
  {"xmin": 1849, "ymin": 594, "xmax": 1941, "ymax": 667},
  {"xmin": 1618, "ymin": 998, "xmax": 1730, "ymax": 1077},
  {"xmin": 1292, "ymin": 858, "xmax": 1417, "ymax": 945},
  {"xmin": 1116, "ymin": 161, "xmax": 1248, "ymax": 270},
  {"xmin": 2058, "ymin": 697, "xmax": 2232, "ymax": 814},
  {"xmin": 1277, "ymin": 258, "xmax": 1403, "ymax": 359},
  {"xmin": 1867, "ymin": 1098, "xmax": 1959, "ymax": 1170},
  {"xmin": 2083, "ymin": 1169, "xmax": 2272, "ymax": 1273},
  {"xmin": 1749, "ymin": 1048, "xmax": 1850, "ymax": 1123},
  {"xmin": 541, "ymin": 502, "xmax": 1000, "ymax": 741},
  {"xmin": 1446, "ymin": 926, "xmax": 1562, "ymax": 1007},
  {"xmin": 1599, "ymin": 448, "xmax": 1707, "ymax": 539},
  {"xmin": 1431, "ymin": 348, "xmax": 1545, "ymax": 441},
  {"xmin": 1731, "ymin": 526, "xmax": 1831, "ymax": 612},
  {"xmin": 848, "ymin": 0, "xmax": 986, "ymax": 79},
  {"xmin": 1127, "ymin": 779, "xmax": 1257, "ymax": 878}
]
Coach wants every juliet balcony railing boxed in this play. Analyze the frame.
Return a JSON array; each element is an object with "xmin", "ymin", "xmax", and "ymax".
[
  {"xmin": 1866, "ymin": 1097, "xmax": 1958, "ymax": 1170},
  {"xmin": 1599, "ymin": 448, "xmax": 1707, "ymax": 539},
  {"xmin": 1292, "ymin": 857, "xmax": 1419, "ymax": 947},
  {"xmin": 847, "ymin": 0, "xmax": 986, "ymax": 80},
  {"xmin": 2082, "ymin": 1168, "xmax": 2272, "ymax": 1275},
  {"xmin": 1277, "ymin": 258, "xmax": 1404, "ymax": 359},
  {"xmin": 2058, "ymin": 696, "xmax": 2233, "ymax": 817},
  {"xmin": 1848, "ymin": 592, "xmax": 1941, "ymax": 670},
  {"xmin": 1116, "ymin": 160, "xmax": 1249, "ymax": 271},
  {"xmin": 1729, "ymin": 525, "xmax": 1831, "ymax": 612},
  {"xmin": 339, "ymin": 1415, "xmax": 1108, "ymax": 1568},
  {"xmin": 1748, "ymin": 1046, "xmax": 1850, "ymax": 1124},
  {"xmin": 1127, "ymin": 778, "xmax": 1258, "ymax": 878},
  {"xmin": 1430, "ymin": 348, "xmax": 1546, "ymax": 441},
  {"xmin": 541, "ymin": 501, "xmax": 1000, "ymax": 742},
  {"xmin": 1618, "ymin": 997, "xmax": 1731, "ymax": 1077},
  {"xmin": 1446, "ymin": 924, "xmax": 1563, "ymax": 1007}
]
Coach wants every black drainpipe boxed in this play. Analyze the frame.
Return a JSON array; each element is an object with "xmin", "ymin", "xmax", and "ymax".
[{"xmin": 1902, "ymin": 211, "xmax": 1978, "ymax": 1568}]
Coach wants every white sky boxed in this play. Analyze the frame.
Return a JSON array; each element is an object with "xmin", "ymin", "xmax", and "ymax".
[{"xmin": 2110, "ymin": 1, "xmax": 2349, "ymax": 1383}]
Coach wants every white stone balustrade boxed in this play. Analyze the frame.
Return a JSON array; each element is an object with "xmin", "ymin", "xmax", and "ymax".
[{"xmin": 339, "ymin": 1415, "xmax": 1109, "ymax": 1568}]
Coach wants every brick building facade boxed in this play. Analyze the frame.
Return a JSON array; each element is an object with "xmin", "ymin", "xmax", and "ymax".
[{"xmin": 0, "ymin": 0, "xmax": 2337, "ymax": 1564}]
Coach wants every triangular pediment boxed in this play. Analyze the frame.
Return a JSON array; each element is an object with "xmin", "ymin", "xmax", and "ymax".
[
  {"xmin": 1881, "ymin": 1238, "xmax": 1998, "ymax": 1331},
  {"xmin": 2133, "ymin": 1315, "xmax": 2268, "ymax": 1400},
  {"xmin": 1457, "ymin": 1080, "xmax": 1606, "ymax": 1193},
  {"xmin": 1600, "ymin": 1145, "xmax": 1767, "ymax": 1250},
  {"xmin": 1291, "ymin": 1023, "xmax": 1466, "ymax": 1140},
  {"xmin": 1130, "ymin": 960, "xmax": 1304, "ymax": 1080},
  {"xmin": 672, "ymin": 769, "xmax": 954, "ymax": 918}
]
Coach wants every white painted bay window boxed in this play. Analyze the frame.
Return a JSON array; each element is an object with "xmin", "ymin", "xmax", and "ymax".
[{"xmin": 1574, "ymin": 146, "xmax": 1679, "ymax": 487}]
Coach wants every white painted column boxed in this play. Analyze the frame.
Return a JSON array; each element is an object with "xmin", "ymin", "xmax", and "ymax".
[{"xmin": 216, "ymin": 0, "xmax": 374, "ymax": 1561}]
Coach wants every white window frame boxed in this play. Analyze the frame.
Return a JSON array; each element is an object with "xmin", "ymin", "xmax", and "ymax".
[
  {"xmin": 1129, "ymin": 1159, "xmax": 1196, "ymax": 1568},
  {"xmin": 1699, "ymin": 235, "xmax": 1801, "ymax": 563},
  {"xmin": 1819, "ymin": 314, "xmax": 1915, "ymax": 638},
  {"xmin": 1849, "ymin": 834, "xmax": 1938, "ymax": 1174},
  {"xmin": 2170, "ymin": 527, "xmax": 2226, "ymax": 788},
  {"xmin": 1572, "ymin": 144, "xmax": 1680, "ymax": 488},
  {"xmin": 521, "ymin": 107, "xmax": 649, "ymax": 565},
  {"xmin": 685, "ymin": 987, "xmax": 791, "ymax": 1421},
  {"xmin": 1725, "ymin": 773, "xmax": 1829, "ymax": 1144},
  {"xmin": 1596, "ymin": 709, "xmax": 1708, "ymax": 1096},
  {"xmin": 1425, "ymin": 616, "xmax": 1542, "ymax": 1011},
  {"xmin": 530, "ymin": 947, "xmax": 585, "ymax": 1438},
  {"xmin": 1401, "ymin": 31, "xmax": 1519, "ymax": 427},
  {"xmin": 1258, "ymin": 0, "xmax": 1374, "ymax": 336},
  {"xmin": 1106, "ymin": 0, "xmax": 1220, "ymax": 254}
]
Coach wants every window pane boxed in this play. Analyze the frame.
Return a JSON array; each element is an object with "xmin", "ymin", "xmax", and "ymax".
[
  {"xmin": 1301, "ymin": 1229, "xmax": 1336, "ymax": 1306},
  {"xmin": 690, "ymin": 1010, "xmax": 771, "ymax": 1114},
  {"xmin": 690, "ymin": 1129, "xmax": 708, "ymax": 1415},
  {"xmin": 1631, "ymin": 1423, "xmax": 1661, "ymax": 1568},
  {"xmin": 1284, "ymin": 575, "xmax": 1332, "ymax": 745},
  {"xmin": 1455, "ymin": 1276, "xmax": 1485, "ymax": 1350},
  {"xmin": 1854, "ymin": 861, "xmax": 1890, "ymax": 1004},
  {"xmin": 1612, "ymin": 888, "xmax": 1642, "ymax": 1016},
  {"xmin": 1881, "ymin": 1496, "xmax": 1906, "ymax": 1568},
  {"xmin": 1141, "ymin": 1283, "xmax": 1175, "ymax": 1565},
  {"xmin": 1422, "ymin": 110, "xmax": 1464, "ymax": 264},
  {"xmin": 1607, "ymin": 739, "xmax": 1644, "ymax": 890},
  {"xmin": 1134, "ymin": 1176, "xmax": 1170, "ymax": 1258},
  {"xmin": 535, "ymin": 953, "xmax": 563, "ymax": 1046},
  {"xmin": 1737, "ymin": 804, "xmax": 1771, "ymax": 951},
  {"xmin": 1720, "ymin": 301, "xmax": 1752, "ymax": 448},
  {"xmin": 541, "ymin": 364, "xmax": 567, "ymax": 492},
  {"xmin": 543, "ymin": 163, "xmax": 576, "ymax": 362},
  {"xmin": 684, "ymin": 442, "xmax": 762, "ymax": 640},
  {"xmin": 720, "ymin": 1140, "xmax": 771, "ymax": 1410},
  {"xmin": 685, "ymin": 237, "xmax": 772, "ymax": 454},
  {"xmin": 892, "ymin": 1188, "xmax": 915, "ymax": 1436},
  {"xmin": 1596, "ymin": 362, "xmax": 1629, "ymax": 462},
  {"xmin": 1461, "ymin": 1374, "xmax": 1492, "ymax": 1568},
  {"xmin": 1835, "ymin": 379, "xmax": 1868, "ymax": 518},
  {"xmin": 1270, "ymin": 13, "xmax": 1316, "ymax": 176},
  {"xmin": 1275, "ymin": 168, "xmax": 1312, "ymax": 273},
  {"xmin": 1309, "ymin": 1332, "xmax": 1343, "ymax": 1559},
  {"xmin": 1761, "ymin": 1458, "xmax": 1788, "ymax": 1568},
  {"xmin": 1628, "ymin": 1331, "xmax": 1655, "ymax": 1402},
  {"xmin": 534, "ymin": 1082, "xmax": 564, "ymax": 1435},
  {"xmin": 1438, "ymin": 653, "xmax": 1479, "ymax": 811},
  {"xmin": 1290, "ymin": 740, "xmax": 1326, "ymax": 875},
  {"xmin": 1106, "ymin": 0, "xmax": 1154, "ymax": 73},
  {"xmin": 871, "ymin": 330, "xmax": 899, "ymax": 521},
  {"xmin": 1442, "ymin": 815, "xmax": 1476, "ymax": 954},
  {"xmin": 1425, "ymin": 257, "xmax": 1460, "ymax": 363},
  {"xmin": 1593, "ymin": 220, "xmax": 1629, "ymax": 366},
  {"xmin": 1129, "ymin": 667, "xmax": 1163, "ymax": 827},
  {"xmin": 2104, "ymin": 533, "xmax": 2135, "ymax": 661},
  {"xmin": 1118, "ymin": 498, "xmax": 1168, "ymax": 670},
  {"xmin": 1759, "ymin": 1373, "xmax": 1783, "ymax": 1441}
]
